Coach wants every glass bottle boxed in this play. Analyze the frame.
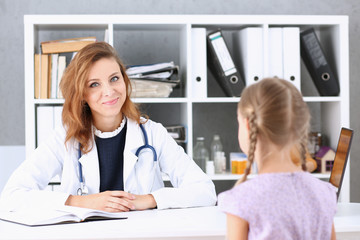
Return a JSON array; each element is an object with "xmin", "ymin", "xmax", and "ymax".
[
  {"xmin": 193, "ymin": 137, "xmax": 209, "ymax": 172},
  {"xmin": 210, "ymin": 134, "xmax": 223, "ymax": 161}
]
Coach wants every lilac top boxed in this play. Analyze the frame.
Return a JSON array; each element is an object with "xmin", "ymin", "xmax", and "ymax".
[{"xmin": 218, "ymin": 171, "xmax": 337, "ymax": 240}]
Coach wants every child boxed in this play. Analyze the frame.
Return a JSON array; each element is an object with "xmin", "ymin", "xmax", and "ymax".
[{"xmin": 218, "ymin": 78, "xmax": 337, "ymax": 239}]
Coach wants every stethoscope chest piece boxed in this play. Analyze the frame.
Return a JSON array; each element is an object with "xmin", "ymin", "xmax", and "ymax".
[{"xmin": 77, "ymin": 182, "xmax": 89, "ymax": 196}]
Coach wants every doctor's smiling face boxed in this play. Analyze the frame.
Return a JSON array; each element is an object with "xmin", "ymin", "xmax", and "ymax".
[
  {"xmin": 84, "ymin": 57, "xmax": 126, "ymax": 131},
  {"xmin": 60, "ymin": 42, "xmax": 141, "ymax": 153}
]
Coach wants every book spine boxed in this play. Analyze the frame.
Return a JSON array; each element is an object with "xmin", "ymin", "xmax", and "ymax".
[
  {"xmin": 40, "ymin": 54, "xmax": 49, "ymax": 99},
  {"xmin": 34, "ymin": 54, "xmax": 40, "ymax": 99}
]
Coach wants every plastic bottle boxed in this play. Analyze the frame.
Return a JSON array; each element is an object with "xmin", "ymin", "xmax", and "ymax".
[
  {"xmin": 210, "ymin": 134, "xmax": 223, "ymax": 161},
  {"xmin": 193, "ymin": 137, "xmax": 209, "ymax": 172},
  {"xmin": 214, "ymin": 151, "xmax": 226, "ymax": 173},
  {"xmin": 206, "ymin": 160, "xmax": 215, "ymax": 175}
]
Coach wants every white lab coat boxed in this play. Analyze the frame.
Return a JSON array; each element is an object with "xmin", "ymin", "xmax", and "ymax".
[{"xmin": 0, "ymin": 118, "xmax": 217, "ymax": 211}]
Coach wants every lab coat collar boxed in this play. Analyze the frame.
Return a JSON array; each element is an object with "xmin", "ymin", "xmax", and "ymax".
[
  {"xmin": 123, "ymin": 118, "xmax": 143, "ymax": 182},
  {"xmin": 78, "ymin": 141, "xmax": 100, "ymax": 194}
]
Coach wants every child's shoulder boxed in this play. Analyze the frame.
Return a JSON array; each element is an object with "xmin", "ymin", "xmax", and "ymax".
[
  {"xmin": 298, "ymin": 171, "xmax": 337, "ymax": 191},
  {"xmin": 301, "ymin": 171, "xmax": 338, "ymax": 198},
  {"xmin": 218, "ymin": 172, "xmax": 336, "ymax": 205},
  {"xmin": 218, "ymin": 177, "xmax": 268, "ymax": 206},
  {"xmin": 217, "ymin": 177, "xmax": 275, "ymax": 220}
]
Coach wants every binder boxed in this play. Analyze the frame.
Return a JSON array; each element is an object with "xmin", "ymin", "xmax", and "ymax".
[
  {"xmin": 300, "ymin": 28, "xmax": 340, "ymax": 96},
  {"xmin": 37, "ymin": 106, "xmax": 54, "ymax": 146},
  {"xmin": 268, "ymin": 27, "xmax": 283, "ymax": 79},
  {"xmin": 191, "ymin": 28, "xmax": 207, "ymax": 98},
  {"xmin": 207, "ymin": 30, "xmax": 245, "ymax": 97},
  {"xmin": 233, "ymin": 27, "xmax": 264, "ymax": 86},
  {"xmin": 53, "ymin": 106, "xmax": 63, "ymax": 129},
  {"xmin": 282, "ymin": 27, "xmax": 301, "ymax": 91}
]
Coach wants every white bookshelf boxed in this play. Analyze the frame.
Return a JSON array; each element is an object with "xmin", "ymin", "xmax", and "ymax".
[{"xmin": 24, "ymin": 15, "xmax": 349, "ymax": 201}]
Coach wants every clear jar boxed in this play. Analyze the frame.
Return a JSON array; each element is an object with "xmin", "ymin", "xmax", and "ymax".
[{"xmin": 193, "ymin": 137, "xmax": 209, "ymax": 172}]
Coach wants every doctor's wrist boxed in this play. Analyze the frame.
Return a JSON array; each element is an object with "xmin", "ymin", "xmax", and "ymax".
[
  {"xmin": 131, "ymin": 194, "xmax": 157, "ymax": 210},
  {"xmin": 65, "ymin": 195, "xmax": 82, "ymax": 208},
  {"xmin": 147, "ymin": 194, "xmax": 157, "ymax": 209}
]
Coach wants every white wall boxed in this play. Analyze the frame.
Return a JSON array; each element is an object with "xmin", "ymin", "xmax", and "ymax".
[{"xmin": 0, "ymin": 146, "xmax": 25, "ymax": 192}]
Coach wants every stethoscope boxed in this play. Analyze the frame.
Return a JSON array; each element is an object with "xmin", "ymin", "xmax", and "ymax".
[{"xmin": 77, "ymin": 124, "xmax": 157, "ymax": 195}]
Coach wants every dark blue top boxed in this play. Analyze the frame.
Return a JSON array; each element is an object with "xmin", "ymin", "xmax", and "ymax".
[{"xmin": 95, "ymin": 123, "xmax": 127, "ymax": 192}]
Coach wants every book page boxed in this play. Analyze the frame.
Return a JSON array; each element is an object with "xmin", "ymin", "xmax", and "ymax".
[
  {"xmin": 0, "ymin": 206, "xmax": 127, "ymax": 226},
  {"xmin": 0, "ymin": 208, "xmax": 78, "ymax": 226},
  {"xmin": 56, "ymin": 205, "xmax": 128, "ymax": 221}
]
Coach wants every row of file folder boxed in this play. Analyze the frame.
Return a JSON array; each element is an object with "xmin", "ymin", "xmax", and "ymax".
[{"xmin": 191, "ymin": 27, "xmax": 339, "ymax": 98}]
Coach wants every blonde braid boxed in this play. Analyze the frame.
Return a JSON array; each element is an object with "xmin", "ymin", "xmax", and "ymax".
[
  {"xmin": 300, "ymin": 136, "xmax": 308, "ymax": 171},
  {"xmin": 235, "ymin": 112, "xmax": 258, "ymax": 185}
]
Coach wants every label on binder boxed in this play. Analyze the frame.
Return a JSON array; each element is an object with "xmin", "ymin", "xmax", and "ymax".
[
  {"xmin": 207, "ymin": 30, "xmax": 245, "ymax": 97},
  {"xmin": 302, "ymin": 34, "xmax": 327, "ymax": 69},
  {"xmin": 208, "ymin": 32, "xmax": 237, "ymax": 76}
]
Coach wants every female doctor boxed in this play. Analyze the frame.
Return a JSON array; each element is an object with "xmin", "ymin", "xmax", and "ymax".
[{"xmin": 0, "ymin": 42, "xmax": 216, "ymax": 212}]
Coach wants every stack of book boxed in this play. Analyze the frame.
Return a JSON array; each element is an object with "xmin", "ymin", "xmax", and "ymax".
[
  {"xmin": 126, "ymin": 62, "xmax": 180, "ymax": 98},
  {"xmin": 35, "ymin": 37, "xmax": 97, "ymax": 99}
]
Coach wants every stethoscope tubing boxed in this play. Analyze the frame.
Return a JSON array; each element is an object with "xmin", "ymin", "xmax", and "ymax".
[
  {"xmin": 78, "ymin": 147, "xmax": 84, "ymax": 183},
  {"xmin": 135, "ymin": 124, "xmax": 157, "ymax": 162}
]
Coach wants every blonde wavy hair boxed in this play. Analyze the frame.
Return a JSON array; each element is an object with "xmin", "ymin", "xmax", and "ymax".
[
  {"xmin": 59, "ymin": 42, "xmax": 142, "ymax": 153},
  {"xmin": 236, "ymin": 78, "xmax": 310, "ymax": 184}
]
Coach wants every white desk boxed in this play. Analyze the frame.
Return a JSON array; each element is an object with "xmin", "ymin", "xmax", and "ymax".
[
  {"xmin": 0, "ymin": 206, "xmax": 226, "ymax": 240},
  {"xmin": 335, "ymin": 203, "xmax": 360, "ymax": 239},
  {"xmin": 0, "ymin": 204, "xmax": 359, "ymax": 240}
]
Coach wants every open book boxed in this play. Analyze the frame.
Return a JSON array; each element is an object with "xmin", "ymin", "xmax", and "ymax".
[{"xmin": 0, "ymin": 205, "xmax": 127, "ymax": 226}]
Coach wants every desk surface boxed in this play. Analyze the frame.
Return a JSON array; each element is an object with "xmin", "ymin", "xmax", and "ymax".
[
  {"xmin": 334, "ymin": 203, "xmax": 360, "ymax": 233},
  {"xmin": 0, "ymin": 203, "xmax": 359, "ymax": 240},
  {"xmin": 0, "ymin": 206, "xmax": 226, "ymax": 240}
]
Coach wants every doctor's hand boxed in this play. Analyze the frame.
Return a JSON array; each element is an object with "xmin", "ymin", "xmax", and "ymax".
[
  {"xmin": 65, "ymin": 191, "xmax": 136, "ymax": 212},
  {"xmin": 128, "ymin": 194, "xmax": 157, "ymax": 210}
]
